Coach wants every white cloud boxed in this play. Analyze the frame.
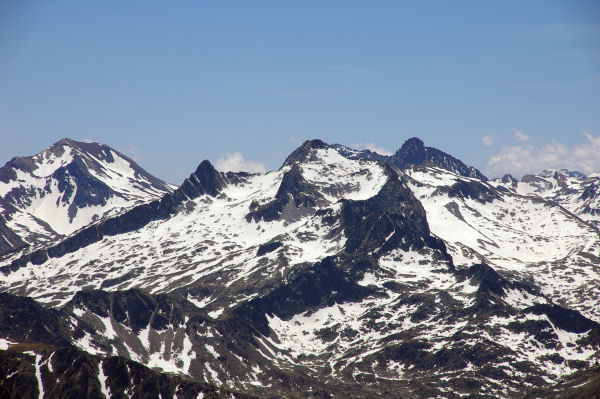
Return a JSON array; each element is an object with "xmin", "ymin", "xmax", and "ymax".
[
  {"xmin": 583, "ymin": 130, "xmax": 600, "ymax": 146},
  {"xmin": 351, "ymin": 142, "xmax": 393, "ymax": 156},
  {"xmin": 128, "ymin": 144, "xmax": 143, "ymax": 162},
  {"xmin": 485, "ymin": 131, "xmax": 600, "ymax": 178},
  {"xmin": 481, "ymin": 135, "xmax": 495, "ymax": 147},
  {"xmin": 215, "ymin": 152, "xmax": 267, "ymax": 174},
  {"xmin": 512, "ymin": 128, "xmax": 530, "ymax": 142},
  {"xmin": 289, "ymin": 136, "xmax": 297, "ymax": 143}
]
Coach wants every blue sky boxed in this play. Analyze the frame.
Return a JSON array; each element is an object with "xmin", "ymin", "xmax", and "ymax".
[{"xmin": 1, "ymin": 1, "xmax": 599, "ymax": 182}]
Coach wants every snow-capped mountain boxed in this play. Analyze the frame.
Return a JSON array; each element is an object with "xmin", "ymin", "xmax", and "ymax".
[
  {"xmin": 490, "ymin": 169, "xmax": 600, "ymax": 230},
  {"xmin": 0, "ymin": 138, "xmax": 175, "ymax": 257},
  {"xmin": 1, "ymin": 138, "xmax": 599, "ymax": 399}
]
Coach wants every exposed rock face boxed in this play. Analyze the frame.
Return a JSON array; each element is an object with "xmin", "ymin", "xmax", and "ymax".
[
  {"xmin": 231, "ymin": 256, "xmax": 378, "ymax": 337},
  {"xmin": 435, "ymin": 180, "xmax": 500, "ymax": 203},
  {"xmin": 0, "ymin": 212, "xmax": 27, "ymax": 256},
  {"xmin": 500, "ymin": 174, "xmax": 518, "ymax": 190},
  {"xmin": 0, "ymin": 293, "xmax": 72, "ymax": 346},
  {"xmin": 281, "ymin": 139, "xmax": 328, "ymax": 167},
  {"xmin": 170, "ymin": 160, "xmax": 228, "ymax": 204},
  {"xmin": 463, "ymin": 263, "xmax": 510, "ymax": 296},
  {"xmin": 394, "ymin": 137, "xmax": 428, "ymax": 166},
  {"xmin": 340, "ymin": 172, "xmax": 443, "ymax": 255},
  {"xmin": 64, "ymin": 289, "xmax": 205, "ymax": 333},
  {"xmin": 246, "ymin": 164, "xmax": 326, "ymax": 222}
]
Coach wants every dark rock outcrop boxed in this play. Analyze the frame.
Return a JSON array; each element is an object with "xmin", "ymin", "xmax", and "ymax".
[
  {"xmin": 257, "ymin": 241, "xmax": 282, "ymax": 256},
  {"xmin": 0, "ymin": 293, "xmax": 72, "ymax": 346},
  {"xmin": 52, "ymin": 160, "xmax": 115, "ymax": 221},
  {"xmin": 501, "ymin": 174, "xmax": 518, "ymax": 188},
  {"xmin": 340, "ymin": 169, "xmax": 449, "ymax": 258},
  {"xmin": 0, "ymin": 213, "xmax": 27, "ymax": 257},
  {"xmin": 246, "ymin": 164, "xmax": 326, "ymax": 222},
  {"xmin": 435, "ymin": 180, "xmax": 500, "ymax": 204},
  {"xmin": 526, "ymin": 304, "xmax": 600, "ymax": 335},
  {"xmin": 171, "ymin": 160, "xmax": 227, "ymax": 203},
  {"xmin": 465, "ymin": 263, "xmax": 507, "ymax": 296},
  {"xmin": 394, "ymin": 137, "xmax": 427, "ymax": 166},
  {"xmin": 281, "ymin": 139, "xmax": 328, "ymax": 167}
]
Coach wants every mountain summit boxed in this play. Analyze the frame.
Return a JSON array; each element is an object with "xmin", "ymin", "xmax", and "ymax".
[
  {"xmin": 0, "ymin": 138, "xmax": 174, "ymax": 256},
  {"xmin": 358, "ymin": 137, "xmax": 487, "ymax": 180}
]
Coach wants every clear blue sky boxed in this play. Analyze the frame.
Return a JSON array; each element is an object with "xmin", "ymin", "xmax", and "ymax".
[{"xmin": 1, "ymin": 1, "xmax": 599, "ymax": 182}]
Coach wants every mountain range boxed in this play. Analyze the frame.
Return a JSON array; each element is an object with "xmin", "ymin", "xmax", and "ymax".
[{"xmin": 1, "ymin": 137, "xmax": 599, "ymax": 399}]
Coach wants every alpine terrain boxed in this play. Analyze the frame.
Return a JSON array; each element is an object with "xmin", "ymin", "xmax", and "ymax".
[
  {"xmin": 1, "ymin": 137, "xmax": 599, "ymax": 399},
  {"xmin": 0, "ymin": 138, "xmax": 175, "ymax": 257}
]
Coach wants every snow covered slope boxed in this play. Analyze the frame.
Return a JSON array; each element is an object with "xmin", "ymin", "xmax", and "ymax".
[
  {"xmin": 0, "ymin": 138, "xmax": 174, "ymax": 256},
  {"xmin": 1, "ymin": 138, "xmax": 599, "ymax": 399},
  {"xmin": 405, "ymin": 165, "xmax": 600, "ymax": 322},
  {"xmin": 490, "ymin": 169, "xmax": 600, "ymax": 231}
]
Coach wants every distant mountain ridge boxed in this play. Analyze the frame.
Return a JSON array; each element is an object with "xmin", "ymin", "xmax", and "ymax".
[
  {"xmin": 491, "ymin": 167, "xmax": 600, "ymax": 230},
  {"xmin": 354, "ymin": 137, "xmax": 487, "ymax": 180},
  {"xmin": 283, "ymin": 137, "xmax": 487, "ymax": 180},
  {"xmin": 0, "ymin": 138, "xmax": 174, "ymax": 257}
]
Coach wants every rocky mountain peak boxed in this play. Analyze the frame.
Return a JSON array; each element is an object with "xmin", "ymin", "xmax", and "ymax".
[
  {"xmin": 341, "ymin": 173, "xmax": 432, "ymax": 254},
  {"xmin": 0, "ymin": 139, "xmax": 174, "ymax": 255},
  {"xmin": 394, "ymin": 137, "xmax": 426, "ymax": 165},
  {"xmin": 192, "ymin": 160, "xmax": 227, "ymax": 196},
  {"xmin": 353, "ymin": 137, "xmax": 487, "ymax": 181},
  {"xmin": 7, "ymin": 138, "xmax": 102, "ymax": 179},
  {"xmin": 280, "ymin": 137, "xmax": 486, "ymax": 183},
  {"xmin": 501, "ymin": 173, "xmax": 517, "ymax": 184},
  {"xmin": 169, "ymin": 159, "xmax": 227, "ymax": 206},
  {"xmin": 51, "ymin": 137, "xmax": 76, "ymax": 153},
  {"xmin": 281, "ymin": 139, "xmax": 329, "ymax": 167},
  {"xmin": 395, "ymin": 137, "xmax": 487, "ymax": 180}
]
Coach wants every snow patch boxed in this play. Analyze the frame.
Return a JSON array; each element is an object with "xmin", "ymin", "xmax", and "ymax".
[{"xmin": 98, "ymin": 360, "xmax": 110, "ymax": 399}]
